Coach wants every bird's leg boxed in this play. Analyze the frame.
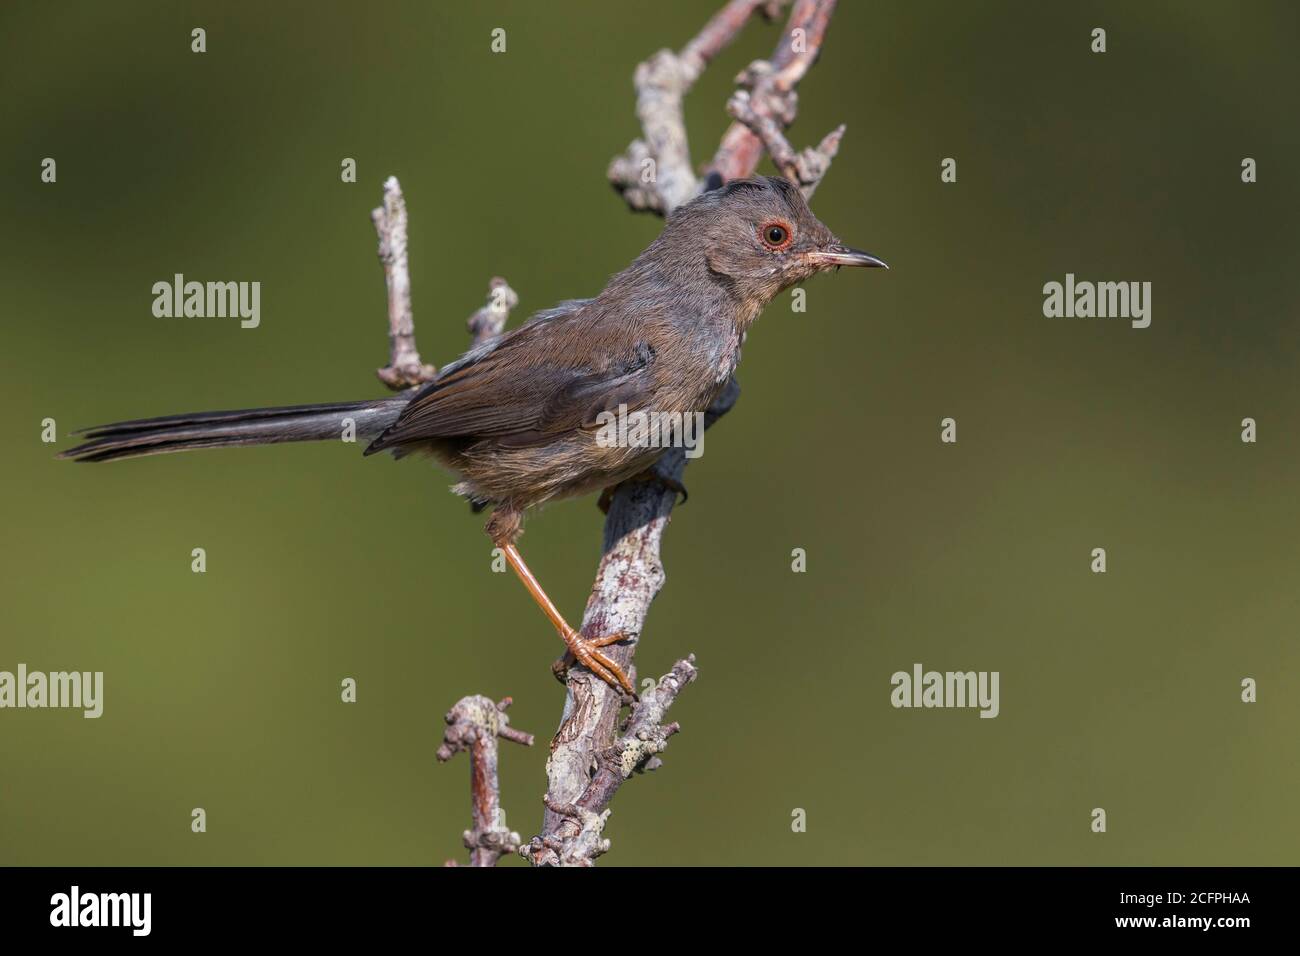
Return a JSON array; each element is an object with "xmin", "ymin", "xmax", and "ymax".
[
  {"xmin": 597, "ymin": 469, "xmax": 688, "ymax": 514},
  {"xmin": 487, "ymin": 511, "xmax": 634, "ymax": 696},
  {"xmin": 498, "ymin": 542, "xmax": 634, "ymax": 694}
]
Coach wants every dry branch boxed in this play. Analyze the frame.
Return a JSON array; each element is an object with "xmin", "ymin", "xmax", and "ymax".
[
  {"xmin": 436, "ymin": 695, "xmax": 533, "ymax": 867},
  {"xmin": 372, "ymin": 177, "xmax": 437, "ymax": 390},
  {"xmin": 608, "ymin": 0, "xmax": 786, "ymax": 213},
  {"xmin": 610, "ymin": 0, "xmax": 842, "ymax": 216},
  {"xmin": 727, "ymin": 94, "xmax": 844, "ymax": 200},
  {"xmin": 526, "ymin": 379, "xmax": 738, "ymax": 865},
  {"xmin": 707, "ymin": 0, "xmax": 842, "ymax": 191}
]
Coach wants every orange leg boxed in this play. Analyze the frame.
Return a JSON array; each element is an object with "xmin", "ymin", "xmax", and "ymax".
[{"xmin": 497, "ymin": 541, "xmax": 634, "ymax": 695}]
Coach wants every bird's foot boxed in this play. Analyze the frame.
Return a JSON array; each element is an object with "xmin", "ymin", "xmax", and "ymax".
[
  {"xmin": 649, "ymin": 471, "xmax": 688, "ymax": 505},
  {"xmin": 553, "ymin": 628, "xmax": 636, "ymax": 698},
  {"xmin": 597, "ymin": 470, "xmax": 688, "ymax": 514}
]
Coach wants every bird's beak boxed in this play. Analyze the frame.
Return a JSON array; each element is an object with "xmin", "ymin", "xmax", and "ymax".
[{"xmin": 806, "ymin": 244, "xmax": 889, "ymax": 269}]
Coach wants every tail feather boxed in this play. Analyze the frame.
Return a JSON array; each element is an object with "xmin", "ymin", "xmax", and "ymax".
[{"xmin": 59, "ymin": 397, "xmax": 409, "ymax": 463}]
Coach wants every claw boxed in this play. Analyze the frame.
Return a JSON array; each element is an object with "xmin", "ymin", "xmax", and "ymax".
[
  {"xmin": 587, "ymin": 631, "xmax": 627, "ymax": 648},
  {"xmin": 563, "ymin": 628, "xmax": 635, "ymax": 697},
  {"xmin": 597, "ymin": 472, "xmax": 687, "ymax": 514}
]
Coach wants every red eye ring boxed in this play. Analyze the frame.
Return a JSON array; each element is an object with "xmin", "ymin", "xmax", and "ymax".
[{"xmin": 760, "ymin": 220, "xmax": 793, "ymax": 250}]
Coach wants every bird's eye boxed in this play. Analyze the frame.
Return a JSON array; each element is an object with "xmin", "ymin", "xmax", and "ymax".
[{"xmin": 760, "ymin": 221, "xmax": 792, "ymax": 250}]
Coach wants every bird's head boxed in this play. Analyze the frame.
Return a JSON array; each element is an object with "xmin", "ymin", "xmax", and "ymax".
[{"xmin": 668, "ymin": 175, "xmax": 887, "ymax": 305}]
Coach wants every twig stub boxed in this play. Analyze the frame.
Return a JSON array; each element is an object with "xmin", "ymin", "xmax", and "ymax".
[
  {"xmin": 467, "ymin": 277, "xmax": 519, "ymax": 348},
  {"xmin": 372, "ymin": 176, "xmax": 437, "ymax": 390}
]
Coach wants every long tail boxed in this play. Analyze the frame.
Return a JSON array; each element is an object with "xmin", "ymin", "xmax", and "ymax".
[{"xmin": 58, "ymin": 397, "xmax": 410, "ymax": 463}]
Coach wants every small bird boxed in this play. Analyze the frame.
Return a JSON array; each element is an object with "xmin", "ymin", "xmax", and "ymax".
[{"xmin": 61, "ymin": 175, "xmax": 886, "ymax": 694}]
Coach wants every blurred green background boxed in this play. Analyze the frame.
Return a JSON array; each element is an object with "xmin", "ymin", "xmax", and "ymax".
[{"xmin": 2, "ymin": 0, "xmax": 1298, "ymax": 866}]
